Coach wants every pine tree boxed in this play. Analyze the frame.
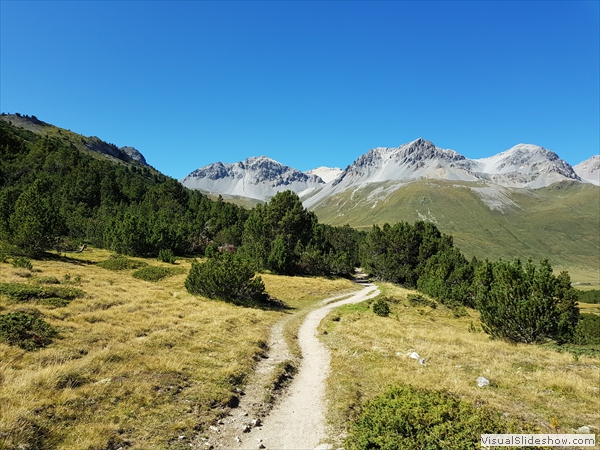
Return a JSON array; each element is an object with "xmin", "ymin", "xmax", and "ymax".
[
  {"xmin": 474, "ymin": 259, "xmax": 580, "ymax": 344},
  {"xmin": 9, "ymin": 179, "xmax": 62, "ymax": 256}
]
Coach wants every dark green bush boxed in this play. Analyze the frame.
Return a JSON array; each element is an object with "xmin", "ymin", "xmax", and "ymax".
[
  {"xmin": 372, "ymin": 298, "xmax": 390, "ymax": 317},
  {"xmin": 132, "ymin": 266, "xmax": 185, "ymax": 282},
  {"xmin": 345, "ymin": 384, "xmax": 535, "ymax": 450},
  {"xmin": 12, "ymin": 257, "xmax": 33, "ymax": 270},
  {"xmin": 0, "ymin": 283, "xmax": 84, "ymax": 303},
  {"xmin": 576, "ymin": 289, "xmax": 600, "ymax": 304},
  {"xmin": 0, "ymin": 312, "xmax": 58, "ymax": 350},
  {"xmin": 407, "ymin": 293, "xmax": 437, "ymax": 308},
  {"xmin": 185, "ymin": 253, "xmax": 269, "ymax": 306},
  {"xmin": 97, "ymin": 255, "xmax": 147, "ymax": 271},
  {"xmin": 571, "ymin": 314, "xmax": 600, "ymax": 346},
  {"xmin": 34, "ymin": 276, "xmax": 60, "ymax": 285},
  {"xmin": 474, "ymin": 259, "xmax": 579, "ymax": 344},
  {"xmin": 157, "ymin": 249, "xmax": 176, "ymax": 264}
]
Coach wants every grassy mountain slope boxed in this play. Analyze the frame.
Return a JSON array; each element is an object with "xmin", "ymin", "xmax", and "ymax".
[
  {"xmin": 0, "ymin": 113, "xmax": 150, "ymax": 169},
  {"xmin": 311, "ymin": 179, "xmax": 600, "ymax": 271}
]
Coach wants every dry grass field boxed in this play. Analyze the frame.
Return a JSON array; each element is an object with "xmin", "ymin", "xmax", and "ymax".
[
  {"xmin": 0, "ymin": 248, "xmax": 357, "ymax": 450},
  {"xmin": 319, "ymin": 282, "xmax": 600, "ymax": 448}
]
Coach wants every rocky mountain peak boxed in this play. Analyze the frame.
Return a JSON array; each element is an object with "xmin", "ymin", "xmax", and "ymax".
[
  {"xmin": 574, "ymin": 155, "xmax": 600, "ymax": 185},
  {"xmin": 181, "ymin": 156, "xmax": 324, "ymax": 201}
]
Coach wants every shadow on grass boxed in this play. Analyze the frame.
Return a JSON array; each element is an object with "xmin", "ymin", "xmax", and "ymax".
[
  {"xmin": 226, "ymin": 296, "xmax": 292, "ymax": 312},
  {"xmin": 38, "ymin": 252, "xmax": 96, "ymax": 266}
]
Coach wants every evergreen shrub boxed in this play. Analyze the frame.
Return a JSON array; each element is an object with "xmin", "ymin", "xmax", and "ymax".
[
  {"xmin": 185, "ymin": 253, "xmax": 269, "ymax": 306},
  {"xmin": 157, "ymin": 249, "xmax": 176, "ymax": 264},
  {"xmin": 345, "ymin": 384, "xmax": 534, "ymax": 450},
  {"xmin": 132, "ymin": 266, "xmax": 184, "ymax": 282},
  {"xmin": 0, "ymin": 312, "xmax": 58, "ymax": 350},
  {"xmin": 372, "ymin": 298, "xmax": 390, "ymax": 317}
]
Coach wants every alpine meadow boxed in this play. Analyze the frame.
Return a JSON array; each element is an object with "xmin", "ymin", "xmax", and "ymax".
[{"xmin": 0, "ymin": 111, "xmax": 598, "ymax": 449}]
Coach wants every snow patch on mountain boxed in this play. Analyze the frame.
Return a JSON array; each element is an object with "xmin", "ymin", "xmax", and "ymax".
[
  {"xmin": 181, "ymin": 156, "xmax": 325, "ymax": 201},
  {"xmin": 574, "ymin": 155, "xmax": 600, "ymax": 186}
]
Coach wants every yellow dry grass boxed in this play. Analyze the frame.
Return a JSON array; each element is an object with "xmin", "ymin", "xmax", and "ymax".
[
  {"xmin": 0, "ymin": 249, "xmax": 355, "ymax": 449},
  {"xmin": 320, "ymin": 282, "xmax": 600, "ymax": 447}
]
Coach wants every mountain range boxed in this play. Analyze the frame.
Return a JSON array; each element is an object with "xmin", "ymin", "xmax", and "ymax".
[
  {"xmin": 181, "ymin": 138, "xmax": 599, "ymax": 204},
  {"xmin": 182, "ymin": 139, "xmax": 599, "ymax": 268}
]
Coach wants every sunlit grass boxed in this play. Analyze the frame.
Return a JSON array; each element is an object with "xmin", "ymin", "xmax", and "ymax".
[
  {"xmin": 0, "ymin": 248, "xmax": 355, "ymax": 449},
  {"xmin": 320, "ymin": 282, "xmax": 600, "ymax": 448}
]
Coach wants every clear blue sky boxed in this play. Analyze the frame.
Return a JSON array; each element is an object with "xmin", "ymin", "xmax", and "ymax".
[{"xmin": 1, "ymin": 1, "xmax": 598, "ymax": 179}]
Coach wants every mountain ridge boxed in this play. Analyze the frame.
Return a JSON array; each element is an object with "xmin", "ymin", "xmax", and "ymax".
[{"xmin": 181, "ymin": 138, "xmax": 591, "ymax": 204}]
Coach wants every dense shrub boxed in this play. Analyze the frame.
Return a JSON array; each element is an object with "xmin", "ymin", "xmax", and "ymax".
[
  {"xmin": 407, "ymin": 293, "xmax": 437, "ymax": 309},
  {"xmin": 12, "ymin": 257, "xmax": 33, "ymax": 270},
  {"xmin": 577, "ymin": 289, "xmax": 600, "ymax": 304},
  {"xmin": 372, "ymin": 298, "xmax": 390, "ymax": 317},
  {"xmin": 157, "ymin": 249, "xmax": 176, "ymax": 264},
  {"xmin": 185, "ymin": 253, "xmax": 269, "ymax": 306},
  {"xmin": 0, "ymin": 312, "xmax": 58, "ymax": 350},
  {"xmin": 345, "ymin": 384, "xmax": 534, "ymax": 450},
  {"xmin": 474, "ymin": 259, "xmax": 580, "ymax": 344},
  {"xmin": 571, "ymin": 314, "xmax": 600, "ymax": 346},
  {"xmin": 0, "ymin": 283, "xmax": 84, "ymax": 303},
  {"xmin": 132, "ymin": 266, "xmax": 185, "ymax": 282},
  {"xmin": 97, "ymin": 255, "xmax": 147, "ymax": 270}
]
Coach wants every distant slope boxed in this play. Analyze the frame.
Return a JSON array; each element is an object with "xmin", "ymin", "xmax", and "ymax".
[
  {"xmin": 311, "ymin": 179, "xmax": 600, "ymax": 269},
  {"xmin": 0, "ymin": 113, "xmax": 149, "ymax": 167}
]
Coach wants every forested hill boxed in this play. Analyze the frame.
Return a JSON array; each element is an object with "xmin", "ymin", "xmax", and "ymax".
[
  {"xmin": 0, "ymin": 113, "xmax": 148, "ymax": 166},
  {"xmin": 0, "ymin": 117, "xmax": 362, "ymax": 278},
  {"xmin": 0, "ymin": 117, "xmax": 249, "ymax": 257}
]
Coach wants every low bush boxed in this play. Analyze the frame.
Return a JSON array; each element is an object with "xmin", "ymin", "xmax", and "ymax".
[
  {"xmin": 132, "ymin": 266, "xmax": 185, "ymax": 282},
  {"xmin": 0, "ymin": 312, "xmax": 58, "ymax": 350},
  {"xmin": 0, "ymin": 283, "xmax": 85, "ymax": 304},
  {"xmin": 407, "ymin": 293, "xmax": 437, "ymax": 308},
  {"xmin": 157, "ymin": 249, "xmax": 176, "ymax": 264},
  {"xmin": 372, "ymin": 298, "xmax": 390, "ymax": 317},
  {"xmin": 12, "ymin": 257, "xmax": 33, "ymax": 270},
  {"xmin": 34, "ymin": 276, "xmax": 60, "ymax": 285},
  {"xmin": 97, "ymin": 255, "xmax": 147, "ymax": 271},
  {"xmin": 345, "ymin": 384, "xmax": 534, "ymax": 450},
  {"xmin": 185, "ymin": 253, "xmax": 270, "ymax": 306}
]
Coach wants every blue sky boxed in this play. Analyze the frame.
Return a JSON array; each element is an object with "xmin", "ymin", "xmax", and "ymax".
[{"xmin": 1, "ymin": 1, "xmax": 598, "ymax": 179}]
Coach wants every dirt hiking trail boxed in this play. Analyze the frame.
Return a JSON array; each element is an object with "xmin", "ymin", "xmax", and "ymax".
[{"xmin": 193, "ymin": 281, "xmax": 379, "ymax": 450}]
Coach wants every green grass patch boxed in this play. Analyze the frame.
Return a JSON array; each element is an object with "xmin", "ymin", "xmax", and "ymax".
[
  {"xmin": 345, "ymin": 384, "xmax": 536, "ymax": 450},
  {"xmin": 0, "ymin": 283, "xmax": 85, "ymax": 303},
  {"xmin": 132, "ymin": 266, "xmax": 185, "ymax": 282},
  {"xmin": 96, "ymin": 255, "xmax": 148, "ymax": 271}
]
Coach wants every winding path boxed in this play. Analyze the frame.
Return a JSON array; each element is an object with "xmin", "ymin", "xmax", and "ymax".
[{"xmin": 199, "ymin": 282, "xmax": 379, "ymax": 450}]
